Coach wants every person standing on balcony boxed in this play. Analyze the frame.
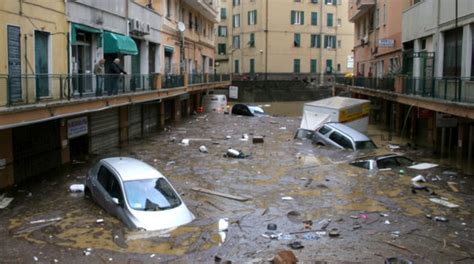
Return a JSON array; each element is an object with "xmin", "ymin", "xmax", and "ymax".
[
  {"xmin": 108, "ymin": 58, "xmax": 127, "ymax": 95},
  {"xmin": 94, "ymin": 59, "xmax": 105, "ymax": 96}
]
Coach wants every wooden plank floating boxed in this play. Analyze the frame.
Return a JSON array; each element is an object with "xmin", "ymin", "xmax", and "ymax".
[{"xmin": 191, "ymin": 187, "xmax": 251, "ymax": 202}]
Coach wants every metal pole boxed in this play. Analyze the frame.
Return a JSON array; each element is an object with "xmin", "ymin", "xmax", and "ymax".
[{"xmin": 265, "ymin": 0, "xmax": 269, "ymax": 81}]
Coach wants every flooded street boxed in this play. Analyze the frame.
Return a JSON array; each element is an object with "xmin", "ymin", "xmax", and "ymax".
[{"xmin": 1, "ymin": 102, "xmax": 474, "ymax": 263}]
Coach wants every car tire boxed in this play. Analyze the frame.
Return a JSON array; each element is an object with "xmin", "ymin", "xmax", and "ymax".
[{"xmin": 84, "ymin": 186, "xmax": 91, "ymax": 199}]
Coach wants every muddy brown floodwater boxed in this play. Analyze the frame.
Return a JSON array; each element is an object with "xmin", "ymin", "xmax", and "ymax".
[{"xmin": 1, "ymin": 102, "xmax": 473, "ymax": 263}]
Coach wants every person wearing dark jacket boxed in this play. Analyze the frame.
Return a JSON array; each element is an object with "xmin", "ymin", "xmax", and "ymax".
[{"xmin": 108, "ymin": 58, "xmax": 127, "ymax": 95}]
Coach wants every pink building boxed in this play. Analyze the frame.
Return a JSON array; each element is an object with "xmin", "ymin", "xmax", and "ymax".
[{"xmin": 349, "ymin": 0, "xmax": 404, "ymax": 77}]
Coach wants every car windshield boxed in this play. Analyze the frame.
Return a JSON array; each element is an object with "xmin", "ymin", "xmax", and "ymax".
[
  {"xmin": 248, "ymin": 106, "xmax": 265, "ymax": 115},
  {"xmin": 123, "ymin": 178, "xmax": 182, "ymax": 211},
  {"xmin": 355, "ymin": 140, "xmax": 377, "ymax": 150}
]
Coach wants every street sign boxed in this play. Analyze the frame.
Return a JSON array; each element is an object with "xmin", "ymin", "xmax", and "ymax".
[
  {"xmin": 378, "ymin": 39, "xmax": 395, "ymax": 48},
  {"xmin": 67, "ymin": 116, "xmax": 88, "ymax": 139},
  {"xmin": 229, "ymin": 86, "xmax": 238, "ymax": 99}
]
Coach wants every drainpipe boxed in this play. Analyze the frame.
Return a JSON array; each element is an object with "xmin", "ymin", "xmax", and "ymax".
[
  {"xmin": 24, "ymin": 34, "xmax": 29, "ymax": 103},
  {"xmin": 319, "ymin": 0, "xmax": 323, "ymax": 82},
  {"xmin": 265, "ymin": 0, "xmax": 268, "ymax": 80}
]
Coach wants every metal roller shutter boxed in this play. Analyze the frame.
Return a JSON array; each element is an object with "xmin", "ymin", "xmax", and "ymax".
[
  {"xmin": 143, "ymin": 103, "xmax": 158, "ymax": 133},
  {"xmin": 90, "ymin": 108, "xmax": 119, "ymax": 153},
  {"xmin": 13, "ymin": 120, "xmax": 61, "ymax": 183},
  {"xmin": 129, "ymin": 104, "xmax": 142, "ymax": 139}
]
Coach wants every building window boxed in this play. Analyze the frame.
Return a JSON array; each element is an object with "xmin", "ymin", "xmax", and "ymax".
[
  {"xmin": 189, "ymin": 12, "xmax": 193, "ymax": 29},
  {"xmin": 221, "ymin": 8, "xmax": 227, "ymax": 19},
  {"xmin": 248, "ymin": 10, "xmax": 257, "ymax": 25},
  {"xmin": 294, "ymin": 59, "xmax": 301, "ymax": 73},
  {"xmin": 337, "ymin": 18, "xmax": 341, "ymax": 27},
  {"xmin": 218, "ymin": 43, "xmax": 227, "ymax": 55},
  {"xmin": 233, "ymin": 14, "xmax": 240, "ymax": 28},
  {"xmin": 324, "ymin": 35, "xmax": 337, "ymax": 48},
  {"xmin": 250, "ymin": 58, "xmax": 255, "ymax": 74},
  {"xmin": 325, "ymin": 0, "xmax": 334, "ymax": 4},
  {"xmin": 234, "ymin": 60, "xmax": 240, "ymax": 74},
  {"xmin": 327, "ymin": 13, "xmax": 333, "ymax": 27},
  {"xmin": 311, "ymin": 59, "xmax": 317, "ymax": 73},
  {"xmin": 249, "ymin": 33, "xmax": 255, "ymax": 47},
  {"xmin": 338, "ymin": 40, "xmax": 341, "ymax": 48},
  {"xmin": 337, "ymin": 63, "xmax": 341, "ymax": 72},
  {"xmin": 233, "ymin": 35, "xmax": 241, "ymax": 49},
  {"xmin": 326, "ymin": 59, "xmax": 333, "ymax": 73},
  {"xmin": 294, "ymin": 33, "xmax": 301, "ymax": 47},
  {"xmin": 375, "ymin": 8, "xmax": 379, "ymax": 28},
  {"xmin": 443, "ymin": 28, "xmax": 462, "ymax": 77},
  {"xmin": 311, "ymin": 12, "xmax": 318, "ymax": 25},
  {"xmin": 218, "ymin": 26, "xmax": 227, "ymax": 37},
  {"xmin": 291, "ymin": 11, "xmax": 305, "ymax": 25},
  {"xmin": 233, "ymin": 0, "xmax": 240, "ymax": 6},
  {"xmin": 311, "ymin": 0, "xmax": 319, "ymax": 3},
  {"xmin": 310, "ymin": 34, "xmax": 321, "ymax": 48},
  {"xmin": 166, "ymin": 0, "xmax": 172, "ymax": 17}
]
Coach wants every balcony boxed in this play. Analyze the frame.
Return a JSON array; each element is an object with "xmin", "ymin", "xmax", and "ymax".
[
  {"xmin": 0, "ymin": 73, "xmax": 231, "ymax": 129},
  {"xmin": 349, "ymin": 0, "xmax": 375, "ymax": 22},
  {"xmin": 336, "ymin": 76, "xmax": 474, "ymax": 104},
  {"xmin": 182, "ymin": 0, "xmax": 219, "ymax": 23}
]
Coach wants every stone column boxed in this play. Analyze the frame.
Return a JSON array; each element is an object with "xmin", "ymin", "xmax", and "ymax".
[{"xmin": 59, "ymin": 119, "xmax": 70, "ymax": 164}]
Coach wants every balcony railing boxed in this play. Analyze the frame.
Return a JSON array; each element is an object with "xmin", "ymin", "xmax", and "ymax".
[
  {"xmin": 349, "ymin": 0, "xmax": 375, "ymax": 22},
  {"xmin": 188, "ymin": 74, "xmax": 205, "ymax": 85},
  {"xmin": 1, "ymin": 73, "xmax": 231, "ymax": 107},
  {"xmin": 336, "ymin": 76, "xmax": 474, "ymax": 104},
  {"xmin": 162, "ymin": 74, "xmax": 185, "ymax": 89}
]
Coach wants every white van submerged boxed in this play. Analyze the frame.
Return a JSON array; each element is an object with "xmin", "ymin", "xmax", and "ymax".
[{"xmin": 202, "ymin": 94, "xmax": 227, "ymax": 113}]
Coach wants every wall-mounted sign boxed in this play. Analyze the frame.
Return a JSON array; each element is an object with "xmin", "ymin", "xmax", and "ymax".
[
  {"xmin": 347, "ymin": 55, "xmax": 354, "ymax": 69},
  {"xmin": 68, "ymin": 116, "xmax": 88, "ymax": 139},
  {"xmin": 436, "ymin": 113, "xmax": 457, "ymax": 128},
  {"xmin": 378, "ymin": 39, "xmax": 395, "ymax": 48},
  {"xmin": 229, "ymin": 86, "xmax": 238, "ymax": 99}
]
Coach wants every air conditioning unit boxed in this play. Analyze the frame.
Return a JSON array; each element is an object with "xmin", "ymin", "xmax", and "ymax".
[
  {"xmin": 130, "ymin": 19, "xmax": 140, "ymax": 32},
  {"xmin": 362, "ymin": 35, "xmax": 368, "ymax": 43},
  {"xmin": 144, "ymin": 23, "xmax": 151, "ymax": 34}
]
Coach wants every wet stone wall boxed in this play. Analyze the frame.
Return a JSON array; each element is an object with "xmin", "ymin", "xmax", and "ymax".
[{"xmin": 230, "ymin": 81, "xmax": 333, "ymax": 102}]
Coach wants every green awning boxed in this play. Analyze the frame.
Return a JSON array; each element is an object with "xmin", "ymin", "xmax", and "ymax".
[
  {"xmin": 71, "ymin": 23, "xmax": 102, "ymax": 45},
  {"xmin": 103, "ymin": 31, "xmax": 138, "ymax": 55},
  {"xmin": 164, "ymin": 46, "xmax": 174, "ymax": 53}
]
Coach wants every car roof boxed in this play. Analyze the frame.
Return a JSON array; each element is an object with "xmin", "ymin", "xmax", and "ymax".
[
  {"xmin": 102, "ymin": 157, "xmax": 164, "ymax": 182},
  {"xmin": 324, "ymin": 122, "xmax": 371, "ymax": 141},
  {"xmin": 353, "ymin": 153, "xmax": 407, "ymax": 162}
]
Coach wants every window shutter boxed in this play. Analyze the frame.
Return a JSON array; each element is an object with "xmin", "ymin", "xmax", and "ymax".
[
  {"xmin": 291, "ymin": 11, "xmax": 295, "ymax": 24},
  {"xmin": 317, "ymin": 35, "xmax": 321, "ymax": 48},
  {"xmin": 311, "ymin": 59, "xmax": 317, "ymax": 73},
  {"xmin": 310, "ymin": 35, "xmax": 315, "ymax": 47},
  {"xmin": 301, "ymin": 11, "xmax": 304, "ymax": 25},
  {"xmin": 324, "ymin": 35, "xmax": 328, "ymax": 48},
  {"xmin": 248, "ymin": 11, "xmax": 251, "ymax": 25},
  {"xmin": 255, "ymin": 10, "xmax": 257, "ymax": 25},
  {"xmin": 332, "ymin": 36, "xmax": 336, "ymax": 49},
  {"xmin": 311, "ymin": 12, "xmax": 317, "ymax": 25}
]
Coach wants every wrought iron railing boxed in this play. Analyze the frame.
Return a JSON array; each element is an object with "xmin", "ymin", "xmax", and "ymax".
[{"xmin": 336, "ymin": 76, "xmax": 474, "ymax": 103}]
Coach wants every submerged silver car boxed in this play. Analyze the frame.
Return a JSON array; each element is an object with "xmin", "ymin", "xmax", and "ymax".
[
  {"xmin": 85, "ymin": 157, "xmax": 194, "ymax": 231},
  {"xmin": 312, "ymin": 122, "xmax": 376, "ymax": 151}
]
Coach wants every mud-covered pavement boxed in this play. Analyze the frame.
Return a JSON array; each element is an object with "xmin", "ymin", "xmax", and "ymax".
[{"xmin": 1, "ymin": 107, "xmax": 474, "ymax": 263}]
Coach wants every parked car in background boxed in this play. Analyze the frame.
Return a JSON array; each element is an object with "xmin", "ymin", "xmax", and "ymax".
[
  {"xmin": 350, "ymin": 154, "xmax": 415, "ymax": 170},
  {"xmin": 231, "ymin": 104, "xmax": 265, "ymax": 116},
  {"xmin": 85, "ymin": 157, "xmax": 194, "ymax": 231},
  {"xmin": 312, "ymin": 122, "xmax": 376, "ymax": 151}
]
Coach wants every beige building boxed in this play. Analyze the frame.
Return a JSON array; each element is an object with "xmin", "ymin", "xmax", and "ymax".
[
  {"xmin": 147, "ymin": 0, "xmax": 219, "ymax": 75},
  {"xmin": 215, "ymin": 0, "xmax": 354, "ymax": 76}
]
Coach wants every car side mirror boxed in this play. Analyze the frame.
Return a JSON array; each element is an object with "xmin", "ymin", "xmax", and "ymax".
[{"xmin": 112, "ymin": 197, "xmax": 120, "ymax": 205}]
